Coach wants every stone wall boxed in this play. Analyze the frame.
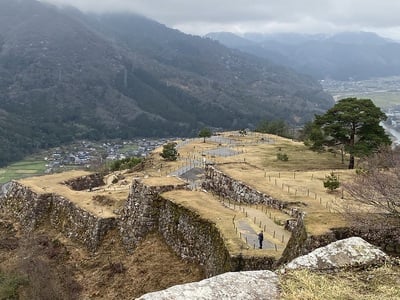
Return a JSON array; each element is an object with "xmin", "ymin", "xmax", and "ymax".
[
  {"xmin": 120, "ymin": 179, "xmax": 275, "ymax": 276},
  {"xmin": 0, "ymin": 181, "xmax": 52, "ymax": 229},
  {"xmin": 119, "ymin": 180, "xmax": 188, "ymax": 250},
  {"xmin": 158, "ymin": 198, "xmax": 232, "ymax": 277},
  {"xmin": 2, "ymin": 165, "xmax": 398, "ymax": 277},
  {"xmin": 203, "ymin": 166, "xmax": 305, "ymax": 220},
  {"xmin": 0, "ymin": 181, "xmax": 116, "ymax": 251},
  {"xmin": 203, "ymin": 165, "xmax": 400, "ymax": 264},
  {"xmin": 63, "ymin": 173, "xmax": 105, "ymax": 191},
  {"xmin": 48, "ymin": 195, "xmax": 117, "ymax": 251}
]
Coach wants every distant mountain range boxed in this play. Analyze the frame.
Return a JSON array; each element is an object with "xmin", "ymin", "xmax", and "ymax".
[
  {"xmin": 0, "ymin": 0, "xmax": 333, "ymax": 166},
  {"xmin": 206, "ymin": 31, "xmax": 400, "ymax": 80}
]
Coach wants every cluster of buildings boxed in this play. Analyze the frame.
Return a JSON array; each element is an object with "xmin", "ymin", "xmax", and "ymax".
[{"xmin": 44, "ymin": 138, "xmax": 170, "ymax": 173}]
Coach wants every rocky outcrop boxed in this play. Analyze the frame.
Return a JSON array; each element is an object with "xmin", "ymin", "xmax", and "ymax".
[
  {"xmin": 283, "ymin": 237, "xmax": 389, "ymax": 271},
  {"xmin": 136, "ymin": 270, "xmax": 280, "ymax": 300},
  {"xmin": 137, "ymin": 237, "xmax": 390, "ymax": 299}
]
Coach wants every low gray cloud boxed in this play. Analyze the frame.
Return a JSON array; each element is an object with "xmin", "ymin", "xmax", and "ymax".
[{"xmin": 42, "ymin": 0, "xmax": 400, "ymax": 39}]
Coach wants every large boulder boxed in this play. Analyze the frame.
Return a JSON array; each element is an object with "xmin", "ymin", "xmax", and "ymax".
[
  {"xmin": 136, "ymin": 271, "xmax": 279, "ymax": 300},
  {"xmin": 283, "ymin": 237, "xmax": 388, "ymax": 271}
]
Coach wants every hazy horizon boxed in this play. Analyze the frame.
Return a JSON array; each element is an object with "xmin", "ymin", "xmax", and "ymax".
[{"xmin": 41, "ymin": 0, "xmax": 400, "ymax": 41}]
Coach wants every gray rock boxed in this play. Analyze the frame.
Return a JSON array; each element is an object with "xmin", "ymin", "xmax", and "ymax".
[
  {"xmin": 283, "ymin": 237, "xmax": 388, "ymax": 271},
  {"xmin": 136, "ymin": 271, "xmax": 279, "ymax": 300}
]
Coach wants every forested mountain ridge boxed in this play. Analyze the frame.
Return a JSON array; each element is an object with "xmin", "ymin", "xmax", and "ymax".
[
  {"xmin": 206, "ymin": 31, "xmax": 400, "ymax": 80},
  {"xmin": 0, "ymin": 0, "xmax": 333, "ymax": 166}
]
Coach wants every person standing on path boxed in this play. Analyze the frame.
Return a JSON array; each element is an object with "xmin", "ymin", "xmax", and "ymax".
[{"xmin": 258, "ymin": 231, "xmax": 264, "ymax": 249}]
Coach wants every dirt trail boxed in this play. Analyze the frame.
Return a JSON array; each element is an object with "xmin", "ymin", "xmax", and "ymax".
[{"xmin": 227, "ymin": 203, "xmax": 291, "ymax": 251}]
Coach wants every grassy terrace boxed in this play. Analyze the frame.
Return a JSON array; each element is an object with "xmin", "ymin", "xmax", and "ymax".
[
  {"xmin": 16, "ymin": 131, "xmax": 359, "ymax": 248},
  {"xmin": 18, "ymin": 170, "xmax": 124, "ymax": 218},
  {"xmin": 147, "ymin": 132, "xmax": 355, "ymax": 236},
  {"xmin": 163, "ymin": 189, "xmax": 285, "ymax": 258}
]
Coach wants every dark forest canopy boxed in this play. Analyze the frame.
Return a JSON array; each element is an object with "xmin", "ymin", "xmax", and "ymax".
[{"xmin": 0, "ymin": 0, "xmax": 333, "ymax": 166}]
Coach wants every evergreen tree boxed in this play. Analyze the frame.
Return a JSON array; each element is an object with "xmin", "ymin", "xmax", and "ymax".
[
  {"xmin": 160, "ymin": 142, "xmax": 178, "ymax": 161},
  {"xmin": 198, "ymin": 128, "xmax": 212, "ymax": 143},
  {"xmin": 309, "ymin": 98, "xmax": 391, "ymax": 169}
]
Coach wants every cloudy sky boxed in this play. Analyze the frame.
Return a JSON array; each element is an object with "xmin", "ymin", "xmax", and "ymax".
[{"xmin": 43, "ymin": 0, "xmax": 400, "ymax": 40}]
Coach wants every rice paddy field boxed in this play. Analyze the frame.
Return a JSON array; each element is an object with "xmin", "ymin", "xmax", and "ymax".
[{"xmin": 0, "ymin": 159, "xmax": 47, "ymax": 184}]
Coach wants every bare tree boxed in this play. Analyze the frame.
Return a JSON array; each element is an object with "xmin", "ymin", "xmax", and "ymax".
[{"xmin": 343, "ymin": 147, "xmax": 400, "ymax": 218}]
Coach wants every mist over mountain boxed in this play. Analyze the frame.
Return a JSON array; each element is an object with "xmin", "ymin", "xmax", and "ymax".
[
  {"xmin": 0, "ymin": 0, "xmax": 333, "ymax": 166},
  {"xmin": 206, "ymin": 31, "xmax": 400, "ymax": 80}
]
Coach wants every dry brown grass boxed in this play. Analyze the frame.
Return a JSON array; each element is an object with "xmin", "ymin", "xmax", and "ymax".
[
  {"xmin": 0, "ymin": 213, "xmax": 203, "ymax": 299},
  {"xmin": 280, "ymin": 265, "xmax": 400, "ymax": 300},
  {"xmin": 17, "ymin": 132, "xmax": 365, "ymax": 236},
  {"xmin": 19, "ymin": 171, "xmax": 123, "ymax": 218}
]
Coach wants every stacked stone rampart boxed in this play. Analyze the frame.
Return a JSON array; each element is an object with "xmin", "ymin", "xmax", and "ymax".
[
  {"xmin": 0, "ymin": 181, "xmax": 116, "ymax": 251},
  {"xmin": 203, "ymin": 166, "xmax": 304, "ymax": 219},
  {"xmin": 120, "ymin": 179, "xmax": 275, "ymax": 276},
  {"xmin": 1, "ymin": 165, "xmax": 398, "ymax": 277},
  {"xmin": 203, "ymin": 165, "xmax": 400, "ymax": 262},
  {"xmin": 63, "ymin": 173, "xmax": 105, "ymax": 191}
]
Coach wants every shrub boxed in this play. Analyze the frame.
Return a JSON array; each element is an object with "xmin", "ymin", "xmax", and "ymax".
[
  {"xmin": 109, "ymin": 157, "xmax": 142, "ymax": 171},
  {"xmin": 160, "ymin": 142, "xmax": 178, "ymax": 161},
  {"xmin": 323, "ymin": 172, "xmax": 340, "ymax": 191},
  {"xmin": 0, "ymin": 271, "xmax": 27, "ymax": 299},
  {"xmin": 277, "ymin": 152, "xmax": 289, "ymax": 161}
]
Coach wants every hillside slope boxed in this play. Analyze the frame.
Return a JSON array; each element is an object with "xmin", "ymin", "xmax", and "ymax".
[
  {"xmin": 207, "ymin": 31, "xmax": 400, "ymax": 80},
  {"xmin": 0, "ymin": 0, "xmax": 333, "ymax": 166}
]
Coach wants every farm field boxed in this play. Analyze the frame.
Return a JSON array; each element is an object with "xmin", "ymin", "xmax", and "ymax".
[{"xmin": 0, "ymin": 158, "xmax": 47, "ymax": 184}]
